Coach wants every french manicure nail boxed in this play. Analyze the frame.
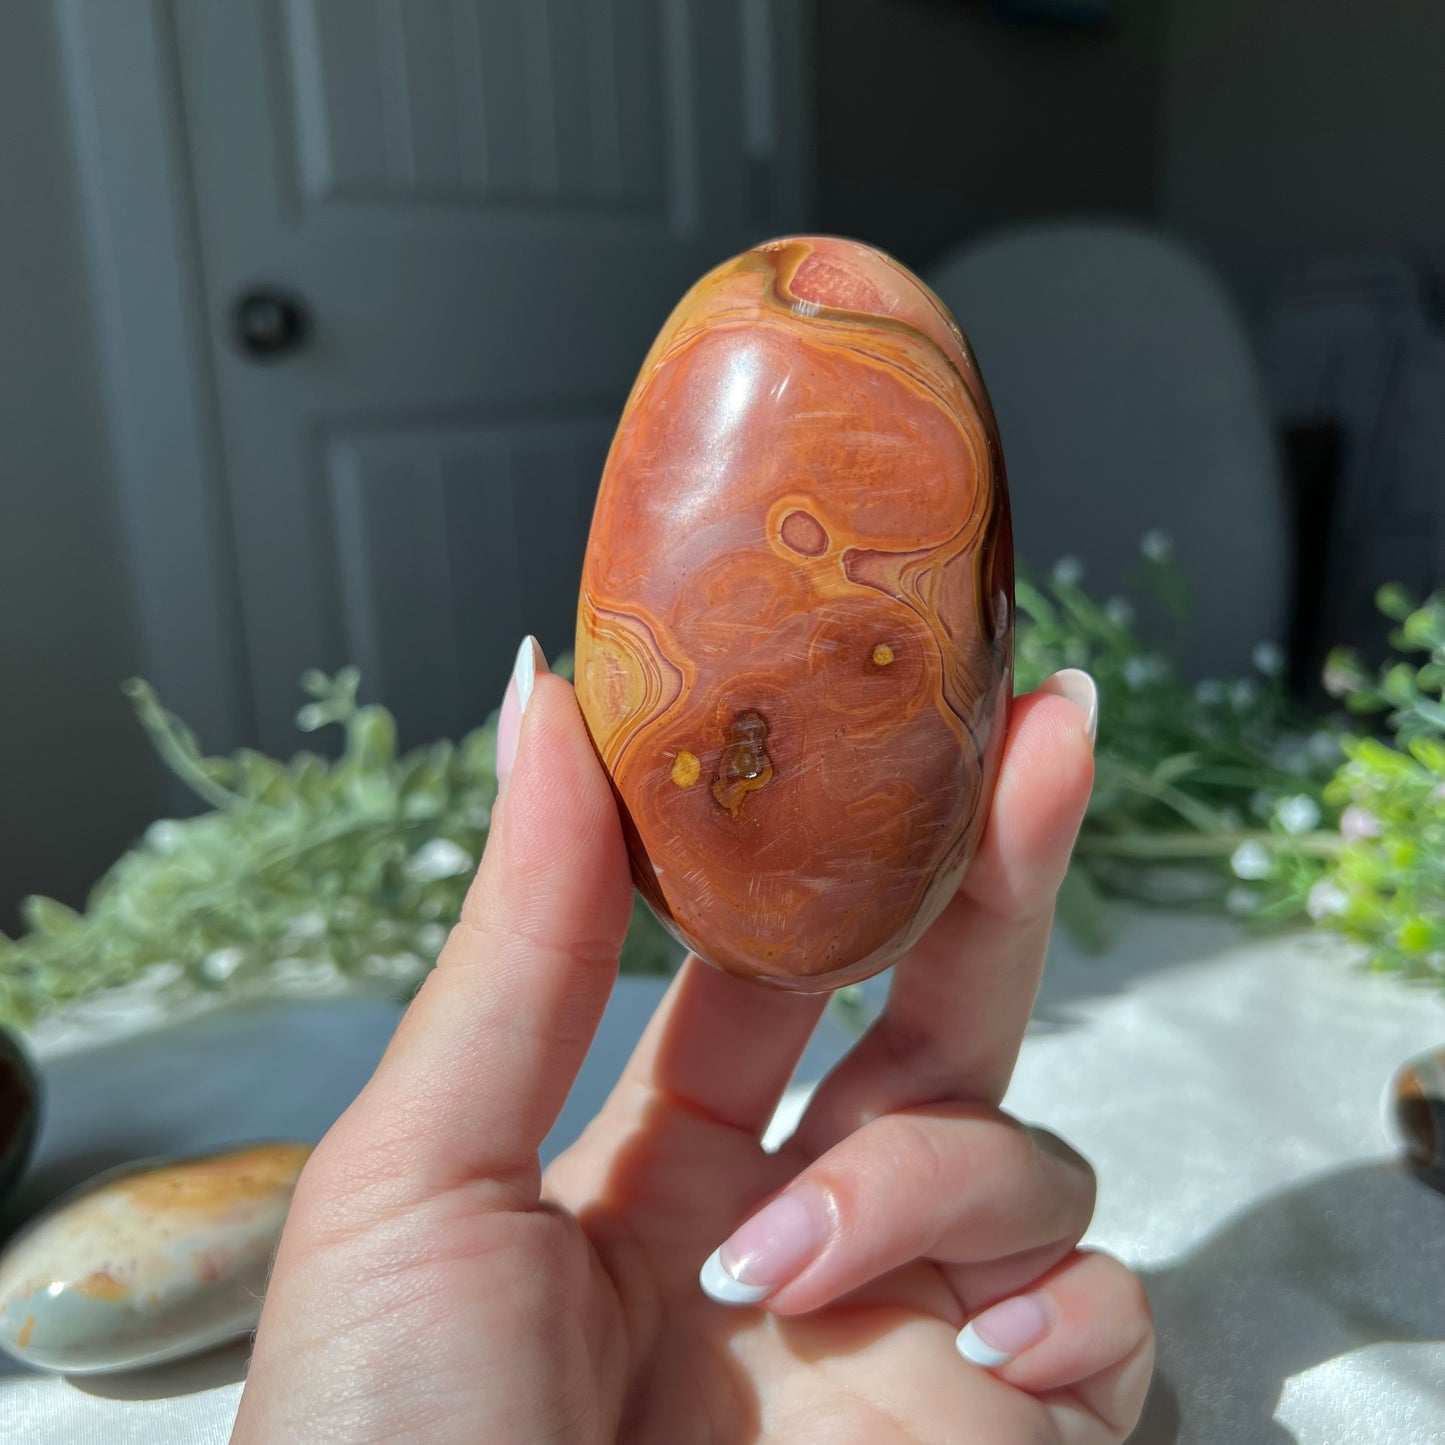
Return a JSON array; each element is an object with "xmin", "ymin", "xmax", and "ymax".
[
  {"xmin": 514, "ymin": 634, "xmax": 543, "ymax": 716},
  {"xmin": 699, "ymin": 1187, "xmax": 827, "ymax": 1307},
  {"xmin": 956, "ymin": 1293, "xmax": 1051, "ymax": 1368},
  {"xmin": 1038, "ymin": 667, "xmax": 1099, "ymax": 744},
  {"xmin": 496, "ymin": 636, "xmax": 548, "ymax": 794}
]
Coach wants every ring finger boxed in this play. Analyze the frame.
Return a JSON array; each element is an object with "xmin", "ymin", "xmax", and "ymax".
[{"xmin": 698, "ymin": 1101, "xmax": 1095, "ymax": 1317}]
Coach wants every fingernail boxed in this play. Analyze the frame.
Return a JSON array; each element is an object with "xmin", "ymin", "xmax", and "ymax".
[
  {"xmin": 699, "ymin": 1187, "xmax": 828, "ymax": 1307},
  {"xmin": 1038, "ymin": 667, "xmax": 1098, "ymax": 744},
  {"xmin": 496, "ymin": 636, "xmax": 547, "ymax": 795},
  {"xmin": 956, "ymin": 1293, "xmax": 1051, "ymax": 1368}
]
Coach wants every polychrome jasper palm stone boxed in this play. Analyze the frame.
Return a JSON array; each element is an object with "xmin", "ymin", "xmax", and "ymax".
[{"xmin": 576, "ymin": 236, "xmax": 1012, "ymax": 991}]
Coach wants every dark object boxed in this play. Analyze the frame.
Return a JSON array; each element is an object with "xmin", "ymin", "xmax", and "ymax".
[
  {"xmin": 0, "ymin": 1031, "xmax": 39, "ymax": 1205},
  {"xmin": 985, "ymin": 0, "xmax": 1113, "ymax": 32},
  {"xmin": 1389, "ymin": 1046, "xmax": 1445, "ymax": 1194},
  {"xmin": 1279, "ymin": 421, "xmax": 1343, "ymax": 700},
  {"xmin": 232, "ymin": 287, "xmax": 310, "ymax": 360}
]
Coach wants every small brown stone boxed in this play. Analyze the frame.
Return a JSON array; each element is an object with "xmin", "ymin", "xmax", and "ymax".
[{"xmin": 1391, "ymin": 1047, "xmax": 1445, "ymax": 1189}]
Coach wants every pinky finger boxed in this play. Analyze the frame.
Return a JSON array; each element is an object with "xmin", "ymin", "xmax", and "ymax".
[{"xmin": 955, "ymin": 1250, "xmax": 1154, "ymax": 1444}]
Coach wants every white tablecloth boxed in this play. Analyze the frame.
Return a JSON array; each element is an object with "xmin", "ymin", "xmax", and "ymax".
[{"xmin": 2, "ymin": 909, "xmax": 1442, "ymax": 1443}]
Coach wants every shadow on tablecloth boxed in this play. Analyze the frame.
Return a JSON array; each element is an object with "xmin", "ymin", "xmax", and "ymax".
[{"xmin": 1130, "ymin": 1160, "xmax": 1445, "ymax": 1444}]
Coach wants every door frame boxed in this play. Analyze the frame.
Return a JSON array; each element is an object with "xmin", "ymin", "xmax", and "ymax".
[
  {"xmin": 55, "ymin": 0, "xmax": 250, "ymax": 755},
  {"xmin": 54, "ymin": 0, "xmax": 814, "ymax": 760}
]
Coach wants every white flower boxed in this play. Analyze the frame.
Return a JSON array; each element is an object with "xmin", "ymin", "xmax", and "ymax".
[
  {"xmin": 1226, "ymin": 886, "xmax": 1260, "ymax": 916},
  {"xmin": 1339, "ymin": 805, "xmax": 1381, "ymax": 840},
  {"xmin": 1052, "ymin": 555, "xmax": 1085, "ymax": 586},
  {"xmin": 1104, "ymin": 597, "xmax": 1135, "ymax": 628},
  {"xmin": 1252, "ymin": 641, "xmax": 1285, "ymax": 676},
  {"xmin": 416, "ymin": 922, "xmax": 448, "ymax": 956},
  {"xmin": 146, "ymin": 820, "xmax": 186, "ymax": 854},
  {"xmin": 271, "ymin": 957, "xmax": 341, "ymax": 994},
  {"xmin": 406, "ymin": 838, "xmax": 474, "ymax": 881},
  {"xmin": 1270, "ymin": 738, "xmax": 1310, "ymax": 775},
  {"xmin": 1140, "ymin": 529, "xmax": 1173, "ymax": 562},
  {"xmin": 1275, "ymin": 794, "xmax": 1321, "ymax": 834},
  {"xmin": 1322, "ymin": 661, "xmax": 1360, "ymax": 698},
  {"xmin": 285, "ymin": 911, "xmax": 328, "ymax": 941},
  {"xmin": 1124, "ymin": 655, "xmax": 1167, "ymax": 690},
  {"xmin": 1306, "ymin": 878, "xmax": 1349, "ymax": 921},
  {"xmin": 360, "ymin": 953, "xmax": 428, "ymax": 984},
  {"xmin": 1230, "ymin": 678, "xmax": 1258, "ymax": 710},
  {"xmin": 1230, "ymin": 841, "xmax": 1273, "ymax": 880},
  {"xmin": 134, "ymin": 962, "xmax": 185, "ymax": 992},
  {"xmin": 1195, "ymin": 678, "xmax": 1225, "ymax": 706},
  {"xmin": 202, "ymin": 947, "xmax": 245, "ymax": 983}
]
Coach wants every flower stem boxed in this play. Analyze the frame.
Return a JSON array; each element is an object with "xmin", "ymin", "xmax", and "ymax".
[{"xmin": 1076, "ymin": 828, "xmax": 1344, "ymax": 860}]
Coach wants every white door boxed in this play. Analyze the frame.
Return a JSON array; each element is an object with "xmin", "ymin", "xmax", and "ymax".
[{"xmin": 171, "ymin": 0, "xmax": 810, "ymax": 750}]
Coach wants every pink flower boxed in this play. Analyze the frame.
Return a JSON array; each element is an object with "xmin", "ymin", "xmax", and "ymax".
[{"xmin": 1340, "ymin": 805, "xmax": 1381, "ymax": 840}]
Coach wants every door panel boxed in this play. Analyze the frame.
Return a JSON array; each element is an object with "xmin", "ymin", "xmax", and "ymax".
[
  {"xmin": 284, "ymin": 0, "xmax": 668, "ymax": 210},
  {"xmin": 327, "ymin": 414, "xmax": 612, "ymax": 742},
  {"xmin": 173, "ymin": 0, "xmax": 809, "ymax": 749}
]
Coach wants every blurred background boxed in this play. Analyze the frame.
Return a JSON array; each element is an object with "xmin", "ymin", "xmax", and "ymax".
[{"xmin": 3, "ymin": 0, "xmax": 1444, "ymax": 931}]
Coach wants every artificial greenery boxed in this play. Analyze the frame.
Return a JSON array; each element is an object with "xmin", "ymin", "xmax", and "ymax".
[
  {"xmin": 1015, "ymin": 532, "xmax": 1344, "ymax": 946},
  {"xmin": 1275, "ymin": 587, "xmax": 1445, "ymax": 984},
  {"xmin": 0, "ymin": 664, "xmax": 677, "ymax": 1029},
  {"xmin": 2, "ymin": 537, "xmax": 1442, "ymax": 1029}
]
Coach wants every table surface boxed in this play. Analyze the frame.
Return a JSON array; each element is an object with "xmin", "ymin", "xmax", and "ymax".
[{"xmin": 2, "ymin": 907, "xmax": 1443, "ymax": 1444}]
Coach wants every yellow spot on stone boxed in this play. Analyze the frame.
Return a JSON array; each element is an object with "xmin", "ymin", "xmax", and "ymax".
[
  {"xmin": 872, "ymin": 644, "xmax": 895, "ymax": 667},
  {"xmin": 117, "ymin": 1143, "xmax": 312, "ymax": 1214},
  {"xmin": 17, "ymin": 1315, "xmax": 35, "ymax": 1348},
  {"xmin": 76, "ymin": 1272, "xmax": 128, "ymax": 1302},
  {"xmin": 671, "ymin": 751, "xmax": 701, "ymax": 787}
]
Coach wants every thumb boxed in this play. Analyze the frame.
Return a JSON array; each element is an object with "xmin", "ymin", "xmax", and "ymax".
[{"xmin": 337, "ymin": 638, "xmax": 635, "ymax": 1203}]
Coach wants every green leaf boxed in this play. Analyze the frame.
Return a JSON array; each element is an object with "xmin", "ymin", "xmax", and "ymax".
[
  {"xmin": 1377, "ymin": 583, "xmax": 1416, "ymax": 622},
  {"xmin": 1403, "ymin": 608, "xmax": 1442, "ymax": 651},
  {"xmin": 1056, "ymin": 866, "xmax": 1109, "ymax": 952},
  {"xmin": 237, "ymin": 750, "xmax": 293, "ymax": 804},
  {"xmin": 21, "ymin": 896, "xmax": 82, "ymax": 936},
  {"xmin": 347, "ymin": 706, "xmax": 398, "ymax": 770},
  {"xmin": 1151, "ymin": 753, "xmax": 1202, "ymax": 788}
]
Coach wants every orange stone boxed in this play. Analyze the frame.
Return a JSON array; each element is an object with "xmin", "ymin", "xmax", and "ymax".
[{"xmin": 576, "ymin": 237, "xmax": 1013, "ymax": 990}]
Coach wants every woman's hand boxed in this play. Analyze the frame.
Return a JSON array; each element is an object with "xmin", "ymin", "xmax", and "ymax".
[{"xmin": 232, "ymin": 642, "xmax": 1151, "ymax": 1444}]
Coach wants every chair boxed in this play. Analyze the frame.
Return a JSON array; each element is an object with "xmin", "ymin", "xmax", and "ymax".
[{"xmin": 928, "ymin": 219, "xmax": 1287, "ymax": 677}]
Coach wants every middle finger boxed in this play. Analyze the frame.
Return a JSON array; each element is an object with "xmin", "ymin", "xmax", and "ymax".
[{"xmin": 792, "ymin": 680, "xmax": 1096, "ymax": 1158}]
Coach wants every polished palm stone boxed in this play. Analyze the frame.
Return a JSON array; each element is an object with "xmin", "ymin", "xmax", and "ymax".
[
  {"xmin": 0, "ymin": 1141, "xmax": 310, "ymax": 1373},
  {"xmin": 1391, "ymin": 1047, "xmax": 1445, "ymax": 1189},
  {"xmin": 0, "ymin": 1030, "xmax": 38, "ymax": 1206},
  {"xmin": 576, "ymin": 236, "xmax": 1013, "ymax": 991}
]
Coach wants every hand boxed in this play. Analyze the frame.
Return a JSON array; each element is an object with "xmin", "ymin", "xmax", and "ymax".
[{"xmin": 232, "ymin": 643, "xmax": 1152, "ymax": 1444}]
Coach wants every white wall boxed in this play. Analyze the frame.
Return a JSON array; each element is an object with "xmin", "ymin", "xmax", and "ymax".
[
  {"xmin": 1161, "ymin": 0, "xmax": 1445, "ymax": 310},
  {"xmin": 0, "ymin": 6, "xmax": 159, "ymax": 930}
]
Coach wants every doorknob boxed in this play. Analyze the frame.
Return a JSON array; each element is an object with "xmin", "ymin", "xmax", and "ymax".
[{"xmin": 232, "ymin": 287, "xmax": 310, "ymax": 360}]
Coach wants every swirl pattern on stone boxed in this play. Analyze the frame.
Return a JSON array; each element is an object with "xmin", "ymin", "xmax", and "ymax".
[{"xmin": 576, "ymin": 236, "xmax": 1013, "ymax": 990}]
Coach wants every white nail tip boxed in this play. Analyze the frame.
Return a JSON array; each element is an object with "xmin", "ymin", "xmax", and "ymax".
[
  {"xmin": 699, "ymin": 1248, "xmax": 771, "ymax": 1306},
  {"xmin": 955, "ymin": 1322, "xmax": 1013, "ymax": 1368},
  {"xmin": 1040, "ymin": 667, "xmax": 1099, "ymax": 744},
  {"xmin": 513, "ymin": 637, "xmax": 540, "ymax": 716}
]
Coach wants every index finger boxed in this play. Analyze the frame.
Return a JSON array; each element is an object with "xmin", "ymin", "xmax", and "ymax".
[
  {"xmin": 327, "ymin": 655, "xmax": 635, "ymax": 1205},
  {"xmin": 789, "ymin": 672, "xmax": 1096, "ymax": 1158}
]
